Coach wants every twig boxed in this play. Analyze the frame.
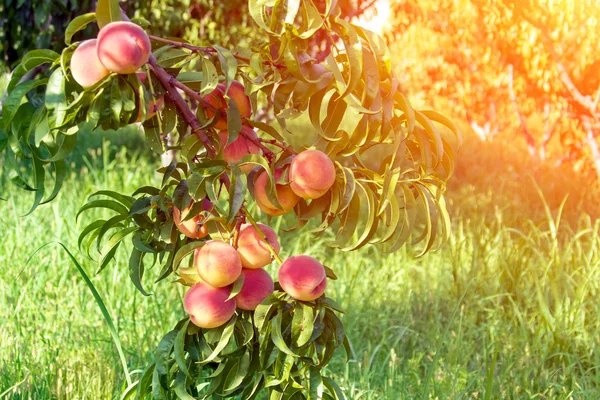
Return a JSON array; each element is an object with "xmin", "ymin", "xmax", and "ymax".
[
  {"xmin": 148, "ymin": 35, "xmax": 286, "ymax": 69},
  {"xmin": 147, "ymin": 55, "xmax": 215, "ymax": 158},
  {"xmin": 170, "ymin": 80, "xmax": 277, "ymax": 160}
]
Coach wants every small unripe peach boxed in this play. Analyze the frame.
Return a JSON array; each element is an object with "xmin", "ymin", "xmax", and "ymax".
[
  {"xmin": 254, "ymin": 169, "xmax": 300, "ymax": 216},
  {"xmin": 184, "ymin": 282, "xmax": 236, "ymax": 329},
  {"xmin": 194, "ymin": 241, "xmax": 242, "ymax": 288},
  {"xmin": 70, "ymin": 39, "xmax": 110, "ymax": 88},
  {"xmin": 236, "ymin": 223, "xmax": 280, "ymax": 269},
  {"xmin": 289, "ymin": 150, "xmax": 336, "ymax": 199},
  {"xmin": 218, "ymin": 126, "xmax": 260, "ymax": 173},
  {"xmin": 173, "ymin": 199, "xmax": 212, "ymax": 239},
  {"xmin": 236, "ymin": 268, "xmax": 274, "ymax": 310},
  {"xmin": 278, "ymin": 255, "xmax": 327, "ymax": 301},
  {"xmin": 97, "ymin": 21, "xmax": 151, "ymax": 74},
  {"xmin": 203, "ymin": 81, "xmax": 252, "ymax": 129}
]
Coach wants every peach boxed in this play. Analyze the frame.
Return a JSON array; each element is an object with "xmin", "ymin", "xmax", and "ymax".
[
  {"xmin": 194, "ymin": 240, "xmax": 242, "ymax": 288},
  {"xmin": 253, "ymin": 169, "xmax": 300, "ymax": 216},
  {"xmin": 173, "ymin": 199, "xmax": 212, "ymax": 239},
  {"xmin": 218, "ymin": 126, "xmax": 260, "ymax": 173},
  {"xmin": 203, "ymin": 81, "xmax": 252, "ymax": 129},
  {"xmin": 236, "ymin": 268, "xmax": 274, "ymax": 310},
  {"xmin": 70, "ymin": 39, "xmax": 110, "ymax": 88},
  {"xmin": 183, "ymin": 282, "xmax": 236, "ymax": 329},
  {"xmin": 236, "ymin": 223, "xmax": 280, "ymax": 269},
  {"xmin": 289, "ymin": 150, "xmax": 336, "ymax": 199},
  {"xmin": 278, "ymin": 255, "xmax": 327, "ymax": 301},
  {"xmin": 97, "ymin": 21, "xmax": 151, "ymax": 74}
]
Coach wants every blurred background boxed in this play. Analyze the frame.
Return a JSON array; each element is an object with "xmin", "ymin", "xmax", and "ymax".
[{"xmin": 1, "ymin": 0, "xmax": 600, "ymax": 398}]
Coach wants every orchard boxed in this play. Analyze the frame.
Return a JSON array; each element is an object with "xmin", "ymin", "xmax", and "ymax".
[{"xmin": 0, "ymin": 0, "xmax": 460, "ymax": 398}]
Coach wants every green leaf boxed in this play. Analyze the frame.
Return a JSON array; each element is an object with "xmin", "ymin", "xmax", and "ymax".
[
  {"xmin": 77, "ymin": 199, "xmax": 129, "ymax": 220},
  {"xmin": 96, "ymin": 0, "xmax": 123, "ymax": 29},
  {"xmin": 174, "ymin": 369, "xmax": 195, "ymax": 400},
  {"xmin": 322, "ymin": 377, "xmax": 345, "ymax": 400},
  {"xmin": 173, "ymin": 241, "xmax": 205, "ymax": 270},
  {"xmin": 65, "ymin": 13, "xmax": 96, "ymax": 45},
  {"xmin": 45, "ymin": 68, "xmax": 67, "ymax": 127},
  {"xmin": 155, "ymin": 328, "xmax": 179, "ymax": 388},
  {"xmin": 227, "ymin": 273, "xmax": 245, "ymax": 301},
  {"xmin": 294, "ymin": 303, "xmax": 314, "ymax": 347},
  {"xmin": 227, "ymin": 166, "xmax": 247, "ymax": 224},
  {"xmin": 271, "ymin": 312, "xmax": 296, "ymax": 356},
  {"xmin": 129, "ymin": 248, "xmax": 151, "ymax": 296},
  {"xmin": 213, "ymin": 45, "xmax": 238, "ymax": 91},
  {"xmin": 2, "ymin": 79, "xmax": 48, "ymax": 130},
  {"xmin": 201, "ymin": 315, "xmax": 237, "ymax": 364},
  {"xmin": 309, "ymin": 366, "xmax": 324, "ymax": 400},
  {"xmin": 174, "ymin": 320, "xmax": 191, "ymax": 377},
  {"xmin": 8, "ymin": 50, "xmax": 59, "ymax": 92}
]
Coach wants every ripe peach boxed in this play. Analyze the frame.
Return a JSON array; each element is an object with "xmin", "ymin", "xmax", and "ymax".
[
  {"xmin": 172, "ymin": 199, "xmax": 212, "ymax": 239},
  {"xmin": 236, "ymin": 268, "xmax": 274, "ymax": 310},
  {"xmin": 236, "ymin": 223, "xmax": 280, "ymax": 269},
  {"xmin": 97, "ymin": 21, "xmax": 151, "ymax": 74},
  {"xmin": 218, "ymin": 126, "xmax": 260, "ymax": 173},
  {"xmin": 203, "ymin": 81, "xmax": 252, "ymax": 129},
  {"xmin": 183, "ymin": 282, "xmax": 236, "ymax": 329},
  {"xmin": 278, "ymin": 255, "xmax": 327, "ymax": 301},
  {"xmin": 70, "ymin": 39, "xmax": 110, "ymax": 88},
  {"xmin": 253, "ymin": 169, "xmax": 300, "ymax": 216},
  {"xmin": 289, "ymin": 150, "xmax": 336, "ymax": 199},
  {"xmin": 194, "ymin": 241, "xmax": 242, "ymax": 288}
]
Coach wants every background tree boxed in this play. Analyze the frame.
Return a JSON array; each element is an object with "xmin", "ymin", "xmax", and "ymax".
[{"xmin": 386, "ymin": 0, "xmax": 600, "ymax": 175}]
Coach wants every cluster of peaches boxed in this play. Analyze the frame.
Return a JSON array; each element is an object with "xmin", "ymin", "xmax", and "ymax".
[
  {"xmin": 175, "ymin": 144, "xmax": 338, "ymax": 329},
  {"xmin": 68, "ymin": 20, "xmax": 340, "ymax": 330}
]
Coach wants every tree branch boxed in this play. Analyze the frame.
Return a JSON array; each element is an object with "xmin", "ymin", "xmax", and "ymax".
[{"xmin": 148, "ymin": 55, "xmax": 215, "ymax": 158}]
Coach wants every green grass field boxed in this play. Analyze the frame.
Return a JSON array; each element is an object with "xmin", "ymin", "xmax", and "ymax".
[{"xmin": 2, "ymin": 131, "xmax": 600, "ymax": 399}]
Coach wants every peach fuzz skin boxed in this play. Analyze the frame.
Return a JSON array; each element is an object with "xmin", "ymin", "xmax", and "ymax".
[
  {"xmin": 97, "ymin": 21, "xmax": 151, "ymax": 74},
  {"xmin": 70, "ymin": 39, "xmax": 110, "ymax": 88},
  {"xmin": 183, "ymin": 282, "xmax": 236, "ymax": 329},
  {"xmin": 218, "ymin": 126, "xmax": 261, "ymax": 173},
  {"xmin": 172, "ymin": 199, "xmax": 212, "ymax": 239},
  {"xmin": 194, "ymin": 241, "xmax": 242, "ymax": 288},
  {"xmin": 253, "ymin": 169, "xmax": 300, "ymax": 216},
  {"xmin": 289, "ymin": 150, "xmax": 336, "ymax": 199},
  {"xmin": 236, "ymin": 223, "xmax": 280, "ymax": 269},
  {"xmin": 236, "ymin": 268, "xmax": 274, "ymax": 310},
  {"xmin": 278, "ymin": 255, "xmax": 327, "ymax": 301},
  {"xmin": 203, "ymin": 81, "xmax": 252, "ymax": 129}
]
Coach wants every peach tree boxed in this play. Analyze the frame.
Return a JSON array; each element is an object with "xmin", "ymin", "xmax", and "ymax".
[{"xmin": 0, "ymin": 0, "xmax": 461, "ymax": 398}]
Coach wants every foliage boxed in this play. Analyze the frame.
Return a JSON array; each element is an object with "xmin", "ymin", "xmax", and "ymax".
[
  {"xmin": 387, "ymin": 0, "xmax": 600, "ymax": 174},
  {"xmin": 1, "ymin": 0, "xmax": 459, "ymax": 397}
]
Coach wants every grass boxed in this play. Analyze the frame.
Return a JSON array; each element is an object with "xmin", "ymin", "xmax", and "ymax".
[{"xmin": 1, "ymin": 131, "xmax": 600, "ymax": 399}]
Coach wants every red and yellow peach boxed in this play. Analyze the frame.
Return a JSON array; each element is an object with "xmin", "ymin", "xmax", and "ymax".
[
  {"xmin": 236, "ymin": 268, "xmax": 274, "ymax": 310},
  {"xmin": 97, "ymin": 21, "xmax": 151, "ymax": 74},
  {"xmin": 278, "ymin": 255, "xmax": 327, "ymax": 301},
  {"xmin": 70, "ymin": 39, "xmax": 110, "ymax": 88},
  {"xmin": 183, "ymin": 282, "xmax": 236, "ymax": 328},
  {"xmin": 289, "ymin": 150, "xmax": 336, "ymax": 199},
  {"xmin": 253, "ymin": 169, "xmax": 300, "ymax": 216},
  {"xmin": 236, "ymin": 223, "xmax": 280, "ymax": 269},
  {"xmin": 194, "ymin": 240, "xmax": 242, "ymax": 288}
]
